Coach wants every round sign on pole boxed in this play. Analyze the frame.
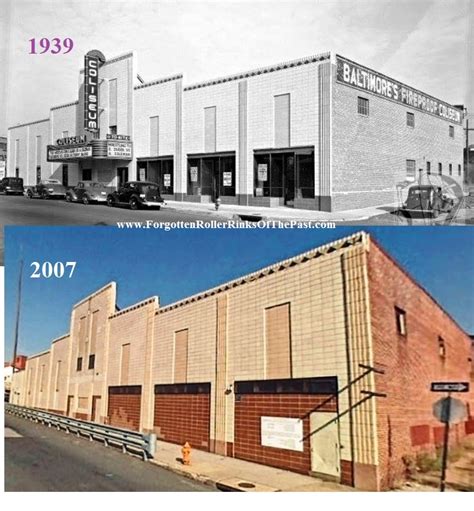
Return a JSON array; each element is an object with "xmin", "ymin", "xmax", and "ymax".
[{"xmin": 433, "ymin": 397, "xmax": 467, "ymax": 424}]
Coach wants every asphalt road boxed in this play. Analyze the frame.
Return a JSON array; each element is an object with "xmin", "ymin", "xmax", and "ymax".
[
  {"xmin": 5, "ymin": 413, "xmax": 215, "ymax": 492},
  {"xmin": 0, "ymin": 195, "xmax": 227, "ymax": 264}
]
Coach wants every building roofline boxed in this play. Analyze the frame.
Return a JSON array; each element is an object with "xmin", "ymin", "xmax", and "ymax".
[
  {"xmin": 51, "ymin": 333, "xmax": 70, "ymax": 344},
  {"xmin": 369, "ymin": 237, "xmax": 470, "ymax": 339},
  {"xmin": 73, "ymin": 282, "xmax": 116, "ymax": 309},
  {"xmin": 27, "ymin": 349, "xmax": 50, "ymax": 361},
  {"xmin": 134, "ymin": 74, "xmax": 183, "ymax": 90},
  {"xmin": 156, "ymin": 231, "xmax": 368, "ymax": 314},
  {"xmin": 51, "ymin": 100, "xmax": 79, "ymax": 111},
  {"xmin": 8, "ymin": 118, "xmax": 49, "ymax": 130},
  {"xmin": 109, "ymin": 296, "xmax": 159, "ymax": 319},
  {"xmin": 79, "ymin": 51, "xmax": 135, "ymax": 74},
  {"xmin": 183, "ymin": 51, "xmax": 331, "ymax": 91}
]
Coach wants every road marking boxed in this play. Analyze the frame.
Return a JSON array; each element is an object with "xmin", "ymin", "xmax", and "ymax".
[{"xmin": 5, "ymin": 427, "xmax": 23, "ymax": 438}]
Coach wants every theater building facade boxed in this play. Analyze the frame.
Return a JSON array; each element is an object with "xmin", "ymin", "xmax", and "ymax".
[
  {"xmin": 7, "ymin": 51, "xmax": 464, "ymax": 211},
  {"xmin": 10, "ymin": 232, "xmax": 474, "ymax": 490}
]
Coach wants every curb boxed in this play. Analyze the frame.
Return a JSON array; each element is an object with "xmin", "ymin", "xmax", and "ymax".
[{"xmin": 150, "ymin": 458, "xmax": 220, "ymax": 489}]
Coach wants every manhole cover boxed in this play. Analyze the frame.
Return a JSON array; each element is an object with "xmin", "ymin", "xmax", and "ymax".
[{"xmin": 238, "ymin": 482, "xmax": 256, "ymax": 489}]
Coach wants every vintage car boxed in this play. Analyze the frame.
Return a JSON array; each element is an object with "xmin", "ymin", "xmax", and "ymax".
[
  {"xmin": 26, "ymin": 179, "xmax": 67, "ymax": 199},
  {"xmin": 402, "ymin": 185, "xmax": 454, "ymax": 218},
  {"xmin": 107, "ymin": 181, "xmax": 164, "ymax": 210},
  {"xmin": 0, "ymin": 177, "xmax": 24, "ymax": 195},
  {"xmin": 66, "ymin": 181, "xmax": 113, "ymax": 205}
]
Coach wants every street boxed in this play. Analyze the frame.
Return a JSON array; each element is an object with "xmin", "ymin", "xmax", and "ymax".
[
  {"xmin": 0, "ymin": 195, "xmax": 228, "ymax": 264},
  {"xmin": 4, "ymin": 413, "xmax": 215, "ymax": 491}
]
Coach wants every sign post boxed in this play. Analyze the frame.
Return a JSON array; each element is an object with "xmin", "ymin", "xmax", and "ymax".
[{"xmin": 431, "ymin": 381, "xmax": 469, "ymax": 492}]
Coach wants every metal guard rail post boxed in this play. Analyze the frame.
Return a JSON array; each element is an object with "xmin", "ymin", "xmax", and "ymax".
[{"xmin": 5, "ymin": 403, "xmax": 156, "ymax": 461}]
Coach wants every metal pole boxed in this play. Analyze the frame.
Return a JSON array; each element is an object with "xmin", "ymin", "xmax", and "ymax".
[
  {"xmin": 440, "ymin": 394, "xmax": 452, "ymax": 492},
  {"xmin": 12, "ymin": 259, "xmax": 24, "ymax": 370}
]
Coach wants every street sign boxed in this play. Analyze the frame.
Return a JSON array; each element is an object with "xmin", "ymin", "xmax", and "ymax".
[
  {"xmin": 433, "ymin": 397, "xmax": 467, "ymax": 424},
  {"xmin": 430, "ymin": 381, "xmax": 469, "ymax": 393}
]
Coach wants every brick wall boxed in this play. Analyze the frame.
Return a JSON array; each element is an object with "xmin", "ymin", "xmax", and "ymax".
[
  {"xmin": 368, "ymin": 240, "xmax": 473, "ymax": 489},
  {"xmin": 107, "ymin": 388, "xmax": 142, "ymax": 431},
  {"xmin": 154, "ymin": 393, "xmax": 211, "ymax": 450},
  {"xmin": 234, "ymin": 393, "xmax": 337, "ymax": 474},
  {"xmin": 332, "ymin": 73, "xmax": 464, "ymax": 211}
]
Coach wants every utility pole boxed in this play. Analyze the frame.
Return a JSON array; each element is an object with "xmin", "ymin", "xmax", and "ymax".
[{"xmin": 12, "ymin": 259, "xmax": 24, "ymax": 371}]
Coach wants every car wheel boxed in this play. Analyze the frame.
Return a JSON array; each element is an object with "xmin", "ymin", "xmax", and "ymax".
[
  {"xmin": 27, "ymin": 190, "xmax": 33, "ymax": 199},
  {"xmin": 65, "ymin": 194, "xmax": 72, "ymax": 202},
  {"xmin": 107, "ymin": 196, "xmax": 115, "ymax": 207},
  {"xmin": 41, "ymin": 190, "xmax": 49, "ymax": 200},
  {"xmin": 432, "ymin": 208, "xmax": 440, "ymax": 219},
  {"xmin": 129, "ymin": 197, "xmax": 139, "ymax": 210},
  {"xmin": 82, "ymin": 195, "xmax": 90, "ymax": 205}
]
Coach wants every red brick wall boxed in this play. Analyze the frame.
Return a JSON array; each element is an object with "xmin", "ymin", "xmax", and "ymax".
[
  {"xmin": 107, "ymin": 393, "xmax": 141, "ymax": 431},
  {"xmin": 234, "ymin": 393, "xmax": 337, "ymax": 475},
  {"xmin": 154, "ymin": 394, "xmax": 210, "ymax": 450},
  {"xmin": 368, "ymin": 240, "xmax": 473, "ymax": 489}
]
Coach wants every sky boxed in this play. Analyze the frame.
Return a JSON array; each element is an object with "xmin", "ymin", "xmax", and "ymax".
[
  {"xmin": 4, "ymin": 225, "xmax": 474, "ymax": 359},
  {"xmin": 0, "ymin": 0, "xmax": 471, "ymax": 135}
]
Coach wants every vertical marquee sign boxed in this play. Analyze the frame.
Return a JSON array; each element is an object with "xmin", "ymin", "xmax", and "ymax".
[{"xmin": 84, "ymin": 50, "xmax": 106, "ymax": 133}]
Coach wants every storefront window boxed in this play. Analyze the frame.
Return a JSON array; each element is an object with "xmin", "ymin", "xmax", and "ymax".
[
  {"xmin": 187, "ymin": 154, "xmax": 235, "ymax": 198},
  {"xmin": 254, "ymin": 148, "xmax": 314, "ymax": 201},
  {"xmin": 138, "ymin": 158, "xmax": 174, "ymax": 194}
]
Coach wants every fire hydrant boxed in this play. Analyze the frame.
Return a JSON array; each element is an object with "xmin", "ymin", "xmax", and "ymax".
[
  {"xmin": 215, "ymin": 197, "xmax": 221, "ymax": 211},
  {"xmin": 181, "ymin": 442, "xmax": 191, "ymax": 465}
]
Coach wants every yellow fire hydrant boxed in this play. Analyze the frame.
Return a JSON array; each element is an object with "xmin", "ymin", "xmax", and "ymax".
[{"xmin": 181, "ymin": 442, "xmax": 191, "ymax": 465}]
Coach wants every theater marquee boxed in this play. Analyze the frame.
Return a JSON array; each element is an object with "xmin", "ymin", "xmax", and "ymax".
[{"xmin": 336, "ymin": 56, "xmax": 462, "ymax": 124}]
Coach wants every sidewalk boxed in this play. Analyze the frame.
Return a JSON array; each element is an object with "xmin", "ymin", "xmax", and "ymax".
[
  {"xmin": 162, "ymin": 199, "xmax": 396, "ymax": 223},
  {"xmin": 150, "ymin": 440, "xmax": 354, "ymax": 492}
]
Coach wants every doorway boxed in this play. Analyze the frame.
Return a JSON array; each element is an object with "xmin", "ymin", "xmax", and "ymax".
[
  {"xmin": 91, "ymin": 395, "xmax": 101, "ymax": 423},
  {"xmin": 309, "ymin": 412, "xmax": 341, "ymax": 479},
  {"xmin": 117, "ymin": 167, "xmax": 129, "ymax": 187},
  {"xmin": 66, "ymin": 395, "xmax": 74, "ymax": 417},
  {"xmin": 62, "ymin": 165, "xmax": 69, "ymax": 187}
]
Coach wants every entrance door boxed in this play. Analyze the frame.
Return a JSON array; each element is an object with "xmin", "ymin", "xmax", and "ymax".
[
  {"xmin": 62, "ymin": 164, "xmax": 69, "ymax": 187},
  {"xmin": 283, "ymin": 154, "xmax": 295, "ymax": 206},
  {"xmin": 201, "ymin": 158, "xmax": 218, "ymax": 198},
  {"xmin": 91, "ymin": 395, "xmax": 101, "ymax": 423},
  {"xmin": 117, "ymin": 167, "xmax": 129, "ymax": 187},
  {"xmin": 309, "ymin": 412, "xmax": 340, "ymax": 478},
  {"xmin": 66, "ymin": 395, "xmax": 74, "ymax": 417}
]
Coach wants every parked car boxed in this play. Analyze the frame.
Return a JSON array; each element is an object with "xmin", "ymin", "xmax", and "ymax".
[
  {"xmin": 107, "ymin": 181, "xmax": 164, "ymax": 210},
  {"xmin": 26, "ymin": 179, "xmax": 67, "ymax": 199},
  {"xmin": 66, "ymin": 181, "xmax": 113, "ymax": 205},
  {"xmin": 0, "ymin": 177, "xmax": 24, "ymax": 195},
  {"xmin": 402, "ymin": 185, "xmax": 454, "ymax": 218}
]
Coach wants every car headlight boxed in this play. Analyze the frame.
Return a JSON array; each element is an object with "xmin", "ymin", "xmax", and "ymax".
[
  {"xmin": 101, "ymin": 191, "xmax": 106, "ymax": 195},
  {"xmin": 139, "ymin": 194, "xmax": 145, "ymax": 199},
  {"xmin": 48, "ymin": 188, "xmax": 54, "ymax": 192},
  {"xmin": 5, "ymin": 186, "xmax": 11, "ymax": 190}
]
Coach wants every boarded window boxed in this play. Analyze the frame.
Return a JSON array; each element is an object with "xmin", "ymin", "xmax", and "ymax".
[
  {"xmin": 79, "ymin": 316, "xmax": 87, "ymax": 355},
  {"xmin": 406, "ymin": 112, "xmax": 415, "ymax": 128},
  {"xmin": 121, "ymin": 343, "xmax": 131, "ymax": 385},
  {"xmin": 449, "ymin": 125, "xmax": 454, "ymax": 138},
  {"xmin": 410, "ymin": 425, "xmax": 430, "ymax": 446},
  {"xmin": 395, "ymin": 306, "xmax": 407, "ymax": 336},
  {"xmin": 174, "ymin": 329, "xmax": 189, "ymax": 383},
  {"xmin": 204, "ymin": 107, "xmax": 216, "ymax": 153},
  {"xmin": 438, "ymin": 336, "xmax": 446, "ymax": 360},
  {"xmin": 78, "ymin": 396, "xmax": 88, "ymax": 409},
  {"xmin": 150, "ymin": 116, "xmax": 159, "ymax": 155},
  {"xmin": 109, "ymin": 79, "xmax": 117, "ymax": 126},
  {"xmin": 265, "ymin": 303, "xmax": 292, "ymax": 379},
  {"xmin": 274, "ymin": 94, "xmax": 290, "ymax": 147},
  {"xmin": 357, "ymin": 96, "xmax": 369, "ymax": 116}
]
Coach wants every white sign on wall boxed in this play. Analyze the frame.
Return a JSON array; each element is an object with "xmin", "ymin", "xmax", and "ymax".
[
  {"xmin": 0, "ymin": 160, "xmax": 5, "ymax": 179},
  {"xmin": 190, "ymin": 166, "xmax": 198, "ymax": 182},
  {"xmin": 107, "ymin": 141, "xmax": 133, "ymax": 158},
  {"xmin": 48, "ymin": 146, "xmax": 92, "ymax": 160},
  {"xmin": 261, "ymin": 416, "xmax": 304, "ymax": 452},
  {"xmin": 163, "ymin": 174, "xmax": 171, "ymax": 187},
  {"xmin": 223, "ymin": 171, "xmax": 232, "ymax": 187},
  {"xmin": 257, "ymin": 163, "xmax": 268, "ymax": 182}
]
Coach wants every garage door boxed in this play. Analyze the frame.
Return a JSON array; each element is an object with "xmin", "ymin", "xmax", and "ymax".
[
  {"xmin": 154, "ymin": 382, "xmax": 211, "ymax": 451},
  {"xmin": 234, "ymin": 377, "xmax": 338, "ymax": 475},
  {"xmin": 107, "ymin": 385, "xmax": 142, "ymax": 431}
]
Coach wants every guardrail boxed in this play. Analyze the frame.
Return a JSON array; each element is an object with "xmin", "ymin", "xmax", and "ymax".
[{"xmin": 5, "ymin": 403, "xmax": 156, "ymax": 460}]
